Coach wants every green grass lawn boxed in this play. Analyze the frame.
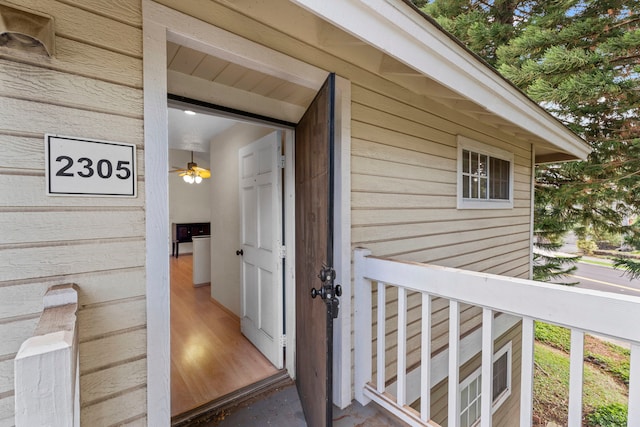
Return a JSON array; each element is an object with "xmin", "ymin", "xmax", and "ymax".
[
  {"xmin": 533, "ymin": 323, "xmax": 629, "ymax": 425},
  {"xmin": 579, "ymin": 258, "xmax": 614, "ymax": 267}
]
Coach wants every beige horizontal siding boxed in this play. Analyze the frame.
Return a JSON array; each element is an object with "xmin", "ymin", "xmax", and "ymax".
[
  {"xmin": 17, "ymin": 0, "xmax": 142, "ymax": 57},
  {"xmin": 429, "ymin": 322, "xmax": 523, "ymax": 426},
  {"xmin": 0, "ymin": 360, "xmax": 12, "ymax": 395},
  {"xmin": 61, "ymin": 0, "xmax": 142, "ymax": 27},
  {"xmin": 0, "ymin": 396, "xmax": 14, "ymax": 427},
  {"xmin": 0, "ymin": 176, "xmax": 145, "ymax": 207},
  {"xmin": 0, "ymin": 61, "xmax": 143, "ymax": 118},
  {"xmin": 0, "ymin": 0, "xmax": 144, "ymax": 424},
  {"xmin": 0, "ymin": 211, "xmax": 145, "ymax": 245},
  {"xmin": 80, "ymin": 328, "xmax": 146, "ymax": 374},
  {"xmin": 0, "ymin": 37, "xmax": 142, "ymax": 88},
  {"xmin": 3, "ymin": 97, "xmax": 143, "ymax": 144},
  {"xmin": 349, "ymin": 65, "xmax": 532, "ymax": 418},
  {"xmin": 80, "ymin": 386, "xmax": 147, "ymax": 427}
]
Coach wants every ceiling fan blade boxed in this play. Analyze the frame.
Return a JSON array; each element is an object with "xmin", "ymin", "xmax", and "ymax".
[{"xmin": 196, "ymin": 169, "xmax": 211, "ymax": 179}]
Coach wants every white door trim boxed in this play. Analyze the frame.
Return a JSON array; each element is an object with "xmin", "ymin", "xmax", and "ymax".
[{"xmin": 142, "ymin": 2, "xmax": 352, "ymax": 424}]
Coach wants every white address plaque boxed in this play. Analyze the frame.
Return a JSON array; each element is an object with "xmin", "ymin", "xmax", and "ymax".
[{"xmin": 45, "ymin": 135, "xmax": 137, "ymax": 197}]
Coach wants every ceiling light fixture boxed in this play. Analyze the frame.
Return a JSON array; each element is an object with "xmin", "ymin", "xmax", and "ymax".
[
  {"xmin": 184, "ymin": 110, "xmax": 196, "ymax": 116},
  {"xmin": 171, "ymin": 151, "xmax": 211, "ymax": 184}
]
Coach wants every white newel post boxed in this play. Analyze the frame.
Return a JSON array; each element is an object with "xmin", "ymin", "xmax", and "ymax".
[
  {"xmin": 354, "ymin": 248, "xmax": 372, "ymax": 405},
  {"xmin": 14, "ymin": 285, "xmax": 79, "ymax": 427}
]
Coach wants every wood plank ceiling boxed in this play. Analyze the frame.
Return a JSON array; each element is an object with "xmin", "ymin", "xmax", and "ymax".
[{"xmin": 167, "ymin": 41, "xmax": 317, "ymax": 111}]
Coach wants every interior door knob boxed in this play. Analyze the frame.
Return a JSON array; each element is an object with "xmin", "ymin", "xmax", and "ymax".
[{"xmin": 236, "ymin": 249, "xmax": 243, "ymax": 256}]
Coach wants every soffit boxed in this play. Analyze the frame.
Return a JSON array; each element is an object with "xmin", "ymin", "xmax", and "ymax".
[
  {"xmin": 161, "ymin": 0, "xmax": 589, "ymax": 163},
  {"xmin": 167, "ymin": 41, "xmax": 317, "ymax": 118}
]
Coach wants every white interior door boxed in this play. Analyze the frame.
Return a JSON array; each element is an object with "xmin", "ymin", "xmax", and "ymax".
[{"xmin": 238, "ymin": 131, "xmax": 284, "ymax": 369}]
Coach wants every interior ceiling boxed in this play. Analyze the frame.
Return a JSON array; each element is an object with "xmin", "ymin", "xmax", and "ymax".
[{"xmin": 167, "ymin": 106, "xmax": 236, "ymax": 152}]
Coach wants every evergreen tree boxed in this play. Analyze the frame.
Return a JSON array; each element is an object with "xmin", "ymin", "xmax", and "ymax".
[{"xmin": 417, "ymin": 0, "xmax": 640, "ymax": 282}]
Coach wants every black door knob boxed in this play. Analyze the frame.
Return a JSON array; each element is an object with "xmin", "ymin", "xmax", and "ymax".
[{"xmin": 236, "ymin": 249, "xmax": 243, "ymax": 256}]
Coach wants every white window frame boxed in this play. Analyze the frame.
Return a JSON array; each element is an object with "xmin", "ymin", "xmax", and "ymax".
[
  {"xmin": 459, "ymin": 341, "xmax": 513, "ymax": 426},
  {"xmin": 457, "ymin": 135, "xmax": 514, "ymax": 209}
]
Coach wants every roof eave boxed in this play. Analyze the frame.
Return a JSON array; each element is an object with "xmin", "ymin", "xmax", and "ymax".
[{"xmin": 291, "ymin": 0, "xmax": 591, "ymax": 161}]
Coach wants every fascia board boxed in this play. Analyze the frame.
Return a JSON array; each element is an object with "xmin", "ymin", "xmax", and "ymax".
[{"xmin": 291, "ymin": 0, "xmax": 591, "ymax": 160}]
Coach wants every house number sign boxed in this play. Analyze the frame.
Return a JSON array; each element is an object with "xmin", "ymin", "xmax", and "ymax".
[{"xmin": 45, "ymin": 135, "xmax": 137, "ymax": 197}]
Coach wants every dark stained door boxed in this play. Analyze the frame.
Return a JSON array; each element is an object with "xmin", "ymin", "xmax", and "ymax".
[{"xmin": 295, "ymin": 73, "xmax": 339, "ymax": 427}]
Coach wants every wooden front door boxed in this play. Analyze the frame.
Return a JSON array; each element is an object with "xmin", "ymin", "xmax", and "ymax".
[{"xmin": 295, "ymin": 73, "xmax": 339, "ymax": 427}]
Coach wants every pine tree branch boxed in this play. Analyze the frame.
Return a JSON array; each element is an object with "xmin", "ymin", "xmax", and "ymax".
[
  {"xmin": 611, "ymin": 53, "xmax": 640, "ymax": 65},
  {"xmin": 607, "ymin": 16, "xmax": 640, "ymax": 30}
]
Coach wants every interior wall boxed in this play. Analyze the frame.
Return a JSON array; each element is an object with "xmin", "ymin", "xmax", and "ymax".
[
  {"xmin": 169, "ymin": 149, "xmax": 212, "ymax": 254},
  {"xmin": 210, "ymin": 122, "xmax": 274, "ymax": 316}
]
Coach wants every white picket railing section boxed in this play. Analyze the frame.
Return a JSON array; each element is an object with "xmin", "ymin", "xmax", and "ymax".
[
  {"xmin": 354, "ymin": 248, "xmax": 640, "ymax": 427},
  {"xmin": 14, "ymin": 284, "xmax": 79, "ymax": 427}
]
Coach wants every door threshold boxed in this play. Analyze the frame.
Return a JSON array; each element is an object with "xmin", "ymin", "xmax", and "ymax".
[{"xmin": 171, "ymin": 370, "xmax": 292, "ymax": 426}]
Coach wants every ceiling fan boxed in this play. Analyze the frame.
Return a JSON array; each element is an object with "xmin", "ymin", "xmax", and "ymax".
[{"xmin": 170, "ymin": 151, "xmax": 211, "ymax": 184}]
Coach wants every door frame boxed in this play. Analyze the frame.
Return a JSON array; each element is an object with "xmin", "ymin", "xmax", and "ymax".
[{"xmin": 142, "ymin": 2, "xmax": 352, "ymax": 425}]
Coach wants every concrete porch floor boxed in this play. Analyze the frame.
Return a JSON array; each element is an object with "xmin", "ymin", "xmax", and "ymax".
[{"xmin": 203, "ymin": 383, "xmax": 409, "ymax": 427}]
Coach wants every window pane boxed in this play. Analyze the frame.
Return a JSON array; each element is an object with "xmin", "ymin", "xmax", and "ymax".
[
  {"xmin": 479, "ymin": 154, "xmax": 487, "ymax": 177},
  {"xmin": 490, "ymin": 157, "xmax": 510, "ymax": 200},
  {"xmin": 469, "ymin": 400, "xmax": 478, "ymax": 422},
  {"xmin": 461, "ymin": 413, "xmax": 468, "ymax": 427},
  {"xmin": 461, "ymin": 148, "xmax": 512, "ymax": 203},
  {"xmin": 463, "ymin": 175, "xmax": 470, "ymax": 198},
  {"xmin": 479, "ymin": 178, "xmax": 488, "ymax": 199},
  {"xmin": 493, "ymin": 352, "xmax": 509, "ymax": 401},
  {"xmin": 463, "ymin": 150, "xmax": 470, "ymax": 173},
  {"xmin": 471, "ymin": 152, "xmax": 478, "ymax": 175},
  {"xmin": 461, "ymin": 387, "xmax": 468, "ymax": 407}
]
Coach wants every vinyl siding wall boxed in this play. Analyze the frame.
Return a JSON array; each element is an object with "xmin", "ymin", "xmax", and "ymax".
[
  {"xmin": 352, "ymin": 84, "xmax": 531, "ymax": 420},
  {"xmin": 0, "ymin": 1, "xmax": 146, "ymax": 425},
  {"xmin": 146, "ymin": 0, "xmax": 535, "ymax": 424},
  {"xmin": 0, "ymin": 0, "xmax": 535, "ymax": 425}
]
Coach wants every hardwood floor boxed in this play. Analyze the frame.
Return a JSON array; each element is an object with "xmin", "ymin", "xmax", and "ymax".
[{"xmin": 171, "ymin": 255, "xmax": 279, "ymax": 416}]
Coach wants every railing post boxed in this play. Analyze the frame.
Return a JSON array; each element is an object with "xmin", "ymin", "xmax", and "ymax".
[
  {"xmin": 520, "ymin": 317, "xmax": 535, "ymax": 427},
  {"xmin": 14, "ymin": 285, "xmax": 79, "ymax": 427},
  {"xmin": 628, "ymin": 344, "xmax": 640, "ymax": 424},
  {"xmin": 354, "ymin": 248, "xmax": 372, "ymax": 405}
]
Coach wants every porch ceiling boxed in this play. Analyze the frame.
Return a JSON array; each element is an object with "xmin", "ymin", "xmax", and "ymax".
[
  {"xmin": 163, "ymin": 0, "xmax": 590, "ymax": 164},
  {"xmin": 167, "ymin": 41, "xmax": 317, "ymax": 124}
]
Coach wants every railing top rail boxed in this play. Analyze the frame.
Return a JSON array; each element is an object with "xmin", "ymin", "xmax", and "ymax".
[{"xmin": 358, "ymin": 252, "xmax": 640, "ymax": 344}]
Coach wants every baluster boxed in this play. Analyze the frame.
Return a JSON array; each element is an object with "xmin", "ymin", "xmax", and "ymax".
[
  {"xmin": 520, "ymin": 317, "xmax": 535, "ymax": 427},
  {"xmin": 448, "ymin": 300, "xmax": 460, "ymax": 427},
  {"xmin": 480, "ymin": 308, "xmax": 494, "ymax": 427},
  {"xmin": 567, "ymin": 330, "xmax": 585, "ymax": 427},
  {"xmin": 397, "ymin": 287, "xmax": 407, "ymax": 406},
  {"xmin": 628, "ymin": 344, "xmax": 640, "ymax": 424},
  {"xmin": 420, "ymin": 294, "xmax": 432, "ymax": 421},
  {"xmin": 377, "ymin": 282, "xmax": 386, "ymax": 393}
]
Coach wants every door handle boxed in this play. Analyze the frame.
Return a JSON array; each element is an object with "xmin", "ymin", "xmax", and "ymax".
[{"xmin": 236, "ymin": 249, "xmax": 243, "ymax": 256}]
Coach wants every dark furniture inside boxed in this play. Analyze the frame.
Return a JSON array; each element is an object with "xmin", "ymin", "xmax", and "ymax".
[{"xmin": 172, "ymin": 222, "xmax": 210, "ymax": 257}]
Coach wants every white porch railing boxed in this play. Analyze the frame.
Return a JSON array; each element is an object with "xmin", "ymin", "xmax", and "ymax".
[
  {"xmin": 354, "ymin": 248, "xmax": 640, "ymax": 427},
  {"xmin": 14, "ymin": 284, "xmax": 79, "ymax": 427}
]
